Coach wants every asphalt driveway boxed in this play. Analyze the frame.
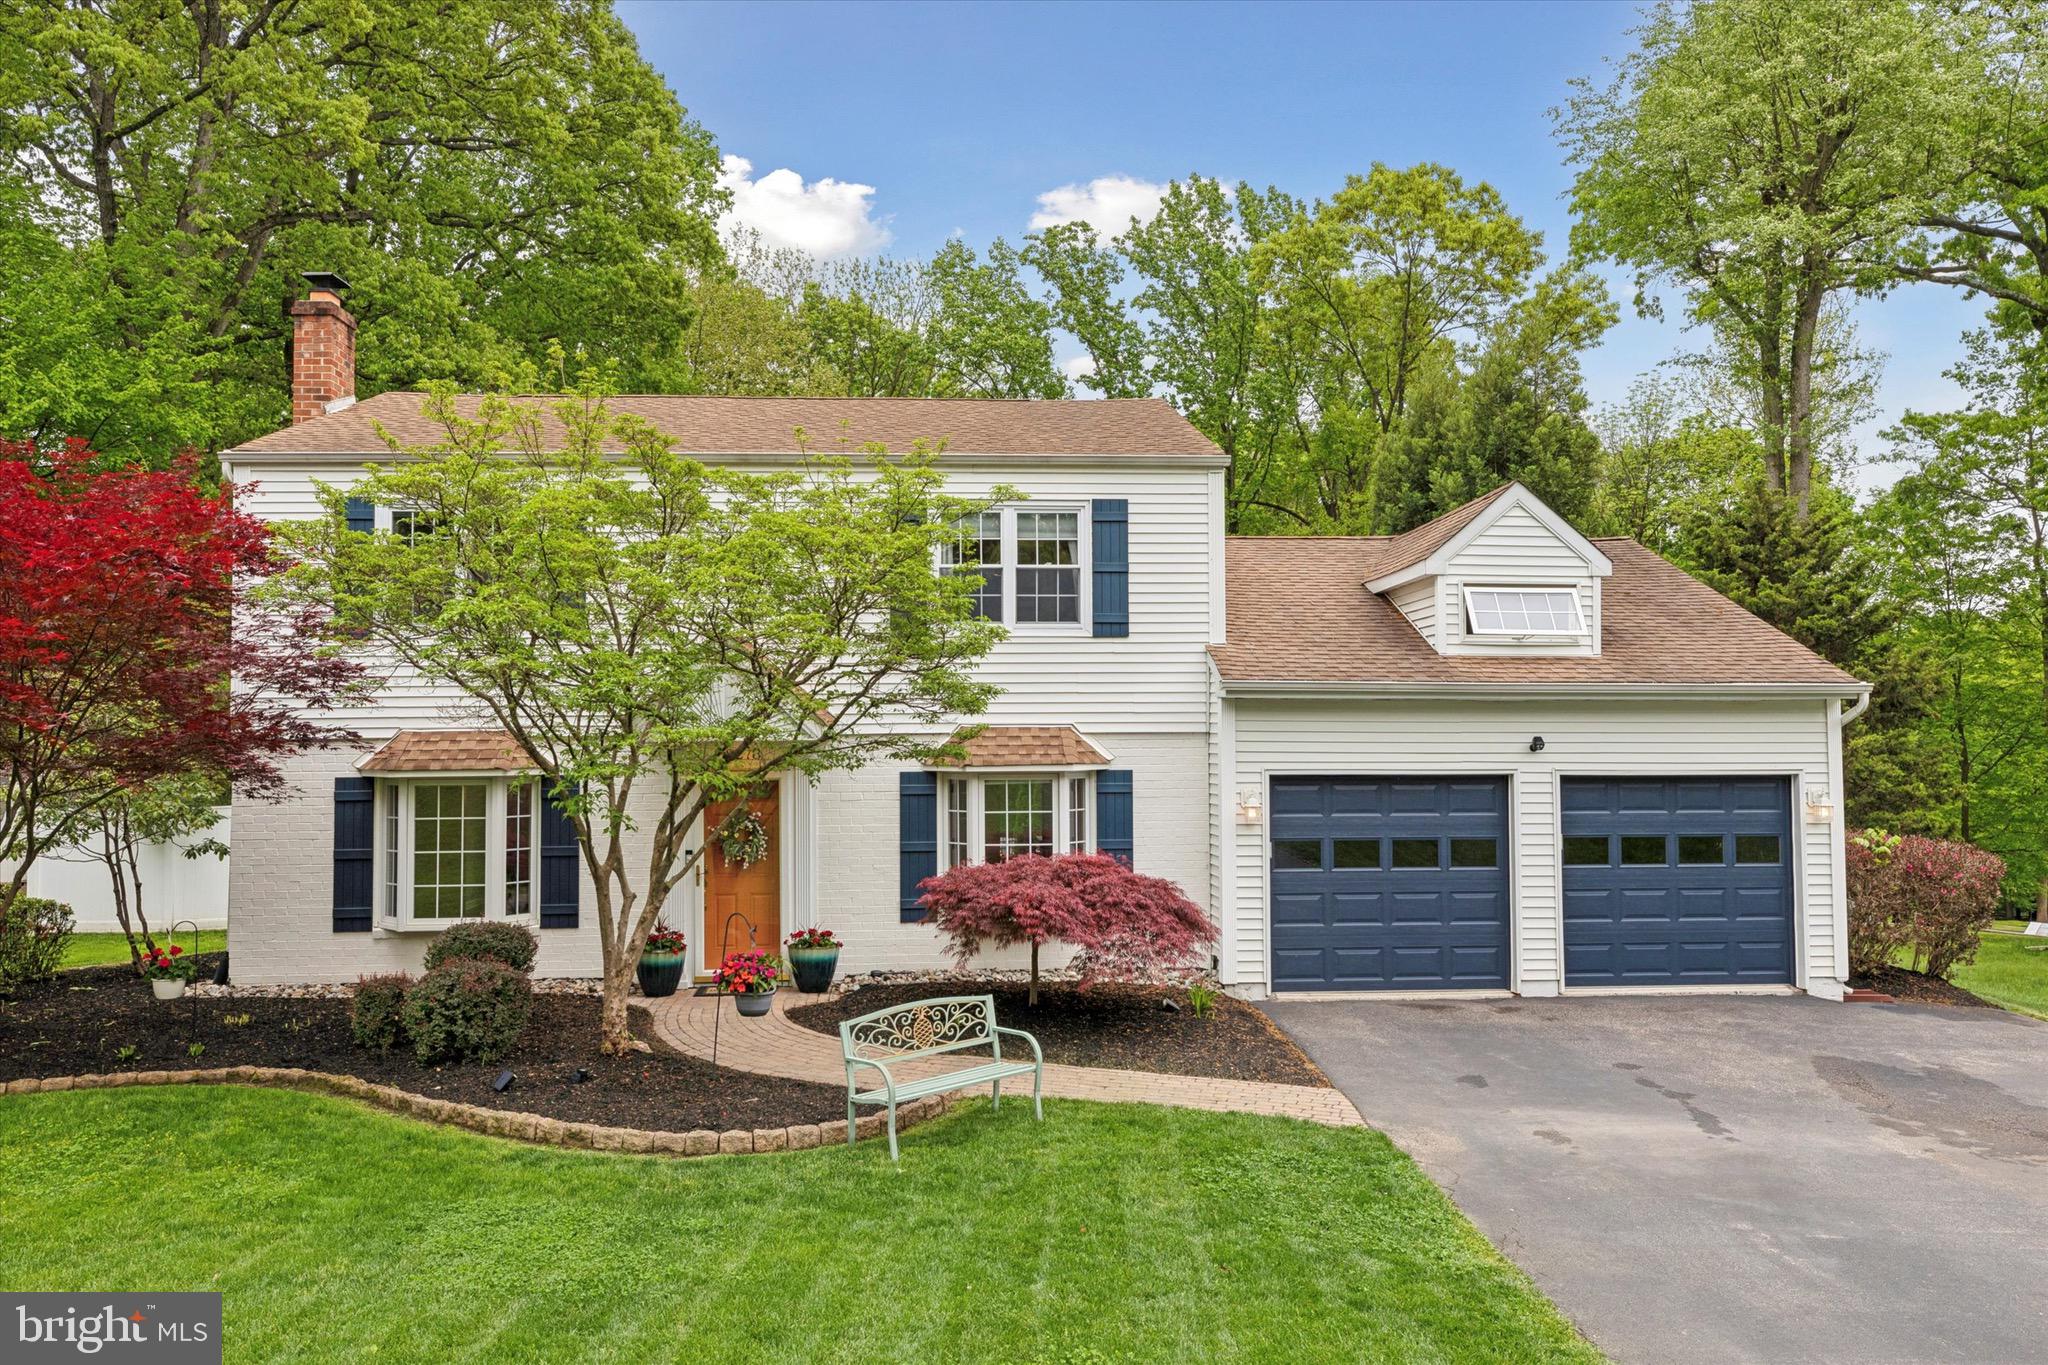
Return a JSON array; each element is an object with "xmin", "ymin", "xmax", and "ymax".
[{"xmin": 1263, "ymin": 994, "xmax": 2048, "ymax": 1364}]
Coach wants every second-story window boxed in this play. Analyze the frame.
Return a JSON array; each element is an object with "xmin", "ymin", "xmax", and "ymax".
[
  {"xmin": 1015, "ymin": 511, "xmax": 1080, "ymax": 624},
  {"xmin": 941, "ymin": 505, "xmax": 1089, "ymax": 630}
]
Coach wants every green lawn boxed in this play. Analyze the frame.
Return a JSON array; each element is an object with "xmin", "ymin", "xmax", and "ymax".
[
  {"xmin": 1953, "ymin": 929, "xmax": 2048, "ymax": 1021},
  {"xmin": 60, "ymin": 930, "xmax": 227, "ymax": 969},
  {"xmin": 0, "ymin": 1087, "xmax": 1599, "ymax": 1364}
]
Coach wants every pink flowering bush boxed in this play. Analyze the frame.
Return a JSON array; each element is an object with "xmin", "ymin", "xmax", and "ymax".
[
  {"xmin": 1846, "ymin": 829, "xmax": 2005, "ymax": 981},
  {"xmin": 917, "ymin": 853, "xmax": 1218, "ymax": 1006}
]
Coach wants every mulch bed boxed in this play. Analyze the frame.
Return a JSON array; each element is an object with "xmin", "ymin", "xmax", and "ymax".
[
  {"xmin": 787, "ymin": 977, "xmax": 1328, "ymax": 1087},
  {"xmin": 0, "ymin": 955, "xmax": 847, "ymax": 1133},
  {"xmin": 1848, "ymin": 964, "xmax": 1999, "ymax": 1010}
]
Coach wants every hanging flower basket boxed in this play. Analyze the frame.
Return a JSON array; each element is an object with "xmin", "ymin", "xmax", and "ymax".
[
  {"xmin": 712, "ymin": 949, "xmax": 783, "ymax": 1016},
  {"xmin": 140, "ymin": 945, "xmax": 195, "ymax": 1001},
  {"xmin": 719, "ymin": 807, "xmax": 770, "ymax": 870}
]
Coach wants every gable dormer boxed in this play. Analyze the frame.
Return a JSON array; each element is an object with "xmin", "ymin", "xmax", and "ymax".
[{"xmin": 1366, "ymin": 484, "xmax": 1612, "ymax": 657}]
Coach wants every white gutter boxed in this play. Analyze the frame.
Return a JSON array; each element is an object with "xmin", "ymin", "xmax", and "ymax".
[
  {"xmin": 1839, "ymin": 691, "xmax": 1872, "ymax": 726},
  {"xmin": 1218, "ymin": 679, "xmax": 1874, "ymax": 702}
]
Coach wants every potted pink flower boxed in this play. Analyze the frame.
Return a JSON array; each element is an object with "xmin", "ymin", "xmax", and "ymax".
[
  {"xmin": 784, "ymin": 926, "xmax": 843, "ymax": 994},
  {"xmin": 712, "ymin": 949, "xmax": 783, "ymax": 1016},
  {"xmin": 636, "ymin": 921, "xmax": 688, "ymax": 998},
  {"xmin": 140, "ymin": 944, "xmax": 196, "ymax": 1001}
]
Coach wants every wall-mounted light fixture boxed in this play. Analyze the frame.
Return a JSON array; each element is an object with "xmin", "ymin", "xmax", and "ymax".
[
  {"xmin": 1235, "ymin": 789, "xmax": 1265, "ymax": 825},
  {"xmin": 1529, "ymin": 736, "xmax": 1546, "ymax": 753},
  {"xmin": 1803, "ymin": 788, "xmax": 1835, "ymax": 823}
]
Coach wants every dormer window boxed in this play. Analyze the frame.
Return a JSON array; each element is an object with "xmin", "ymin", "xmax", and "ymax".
[{"xmin": 1464, "ymin": 587, "xmax": 1583, "ymax": 637}]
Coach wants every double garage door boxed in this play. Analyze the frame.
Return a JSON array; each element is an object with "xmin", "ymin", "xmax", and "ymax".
[{"xmin": 1269, "ymin": 775, "xmax": 1794, "ymax": 992}]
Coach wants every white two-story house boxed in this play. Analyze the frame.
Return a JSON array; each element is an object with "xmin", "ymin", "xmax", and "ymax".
[{"xmin": 221, "ymin": 278, "xmax": 1869, "ymax": 1001}]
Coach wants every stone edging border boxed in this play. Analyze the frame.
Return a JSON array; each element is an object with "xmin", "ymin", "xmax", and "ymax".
[{"xmin": 0, "ymin": 1067, "xmax": 951, "ymax": 1158}]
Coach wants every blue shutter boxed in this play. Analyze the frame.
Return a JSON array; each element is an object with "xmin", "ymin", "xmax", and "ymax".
[
  {"xmin": 1097, "ymin": 769, "xmax": 1134, "ymax": 866},
  {"xmin": 333, "ymin": 777, "xmax": 374, "ymax": 932},
  {"xmin": 899, "ymin": 771, "xmax": 939, "ymax": 922},
  {"xmin": 539, "ymin": 780, "xmax": 581, "ymax": 929},
  {"xmin": 344, "ymin": 497, "xmax": 374, "ymax": 533},
  {"xmin": 1091, "ymin": 499, "xmax": 1129, "ymax": 638}
]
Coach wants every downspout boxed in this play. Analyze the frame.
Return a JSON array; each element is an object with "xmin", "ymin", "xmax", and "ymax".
[{"xmin": 1825, "ymin": 690, "xmax": 1872, "ymax": 995}]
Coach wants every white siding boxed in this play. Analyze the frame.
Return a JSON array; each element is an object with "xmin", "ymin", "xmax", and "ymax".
[
  {"xmin": 1223, "ymin": 696, "xmax": 1842, "ymax": 999},
  {"xmin": 1386, "ymin": 578, "xmax": 1439, "ymax": 647},
  {"xmin": 230, "ymin": 461, "xmax": 1224, "ymax": 735}
]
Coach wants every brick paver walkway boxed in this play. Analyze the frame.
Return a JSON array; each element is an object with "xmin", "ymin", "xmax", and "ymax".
[{"xmin": 643, "ymin": 988, "xmax": 1364, "ymax": 1127}]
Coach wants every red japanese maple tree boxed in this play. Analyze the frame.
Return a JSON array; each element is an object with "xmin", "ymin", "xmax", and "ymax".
[
  {"xmin": 917, "ymin": 853, "xmax": 1218, "ymax": 1005},
  {"xmin": 0, "ymin": 439, "xmax": 362, "ymax": 908}
]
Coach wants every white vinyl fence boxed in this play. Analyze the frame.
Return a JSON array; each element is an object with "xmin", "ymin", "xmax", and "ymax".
[{"xmin": 12, "ymin": 808, "xmax": 231, "ymax": 933}]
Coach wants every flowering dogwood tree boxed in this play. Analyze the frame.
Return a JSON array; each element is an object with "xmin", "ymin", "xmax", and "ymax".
[
  {"xmin": 0, "ymin": 441, "xmax": 361, "ymax": 950},
  {"xmin": 918, "ymin": 853, "xmax": 1217, "ymax": 1006}
]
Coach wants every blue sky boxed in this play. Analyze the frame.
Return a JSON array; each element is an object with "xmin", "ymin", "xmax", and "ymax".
[{"xmin": 623, "ymin": 0, "xmax": 1983, "ymax": 488}]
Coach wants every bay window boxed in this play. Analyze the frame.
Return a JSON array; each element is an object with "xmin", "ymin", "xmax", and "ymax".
[
  {"xmin": 376, "ymin": 777, "xmax": 540, "ymax": 928},
  {"xmin": 942, "ymin": 505, "xmax": 1089, "ymax": 630},
  {"xmin": 938, "ymin": 771, "xmax": 1096, "ymax": 869}
]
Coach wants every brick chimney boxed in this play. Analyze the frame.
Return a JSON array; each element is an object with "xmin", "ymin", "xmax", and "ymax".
[{"xmin": 287, "ymin": 271, "xmax": 356, "ymax": 424}]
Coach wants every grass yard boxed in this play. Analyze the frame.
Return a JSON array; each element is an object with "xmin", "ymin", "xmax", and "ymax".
[
  {"xmin": 60, "ymin": 930, "xmax": 228, "ymax": 970},
  {"xmin": 1953, "ymin": 929, "xmax": 2048, "ymax": 1021},
  {"xmin": 0, "ymin": 1087, "xmax": 1599, "ymax": 1365}
]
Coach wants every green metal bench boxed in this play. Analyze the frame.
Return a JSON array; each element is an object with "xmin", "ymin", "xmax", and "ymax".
[{"xmin": 839, "ymin": 994, "xmax": 1043, "ymax": 1161}]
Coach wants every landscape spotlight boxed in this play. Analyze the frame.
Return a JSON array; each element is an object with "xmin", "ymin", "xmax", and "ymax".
[{"xmin": 492, "ymin": 1070, "xmax": 516, "ymax": 1093}]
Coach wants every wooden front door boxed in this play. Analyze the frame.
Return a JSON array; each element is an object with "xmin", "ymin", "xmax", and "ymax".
[{"xmin": 702, "ymin": 793, "xmax": 780, "ymax": 973}]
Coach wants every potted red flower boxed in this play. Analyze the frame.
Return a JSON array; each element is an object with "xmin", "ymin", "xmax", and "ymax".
[
  {"xmin": 712, "ymin": 949, "xmax": 783, "ymax": 1016},
  {"xmin": 636, "ymin": 921, "xmax": 688, "ymax": 998},
  {"xmin": 784, "ymin": 926, "xmax": 842, "ymax": 994},
  {"xmin": 140, "ymin": 944, "xmax": 196, "ymax": 1001}
]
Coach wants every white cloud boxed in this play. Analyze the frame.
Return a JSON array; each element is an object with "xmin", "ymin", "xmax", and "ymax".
[
  {"xmin": 1060, "ymin": 354, "xmax": 1098, "ymax": 383},
  {"xmin": 1029, "ymin": 175, "xmax": 1170, "ymax": 233},
  {"xmin": 717, "ymin": 154, "xmax": 890, "ymax": 259}
]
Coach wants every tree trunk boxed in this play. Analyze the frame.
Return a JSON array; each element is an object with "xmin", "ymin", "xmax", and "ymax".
[
  {"xmin": 1028, "ymin": 940, "xmax": 1040, "ymax": 1008},
  {"xmin": 1785, "ymin": 280, "xmax": 1825, "ymax": 519},
  {"xmin": 598, "ymin": 956, "xmax": 638, "ymax": 1053}
]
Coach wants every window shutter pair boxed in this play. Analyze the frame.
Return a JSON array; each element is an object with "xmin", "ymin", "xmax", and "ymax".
[
  {"xmin": 331, "ymin": 776, "xmax": 580, "ymax": 931},
  {"xmin": 897, "ymin": 768, "xmax": 1134, "ymax": 922}
]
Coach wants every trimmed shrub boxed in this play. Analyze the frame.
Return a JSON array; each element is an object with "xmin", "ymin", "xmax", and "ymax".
[
  {"xmin": 422, "ymin": 920, "xmax": 537, "ymax": 974},
  {"xmin": 350, "ymin": 973, "xmax": 413, "ymax": 1052},
  {"xmin": 402, "ymin": 957, "xmax": 532, "ymax": 1064},
  {"xmin": 1847, "ymin": 829, "xmax": 2006, "ymax": 981},
  {"xmin": 0, "ymin": 896, "xmax": 74, "ymax": 995}
]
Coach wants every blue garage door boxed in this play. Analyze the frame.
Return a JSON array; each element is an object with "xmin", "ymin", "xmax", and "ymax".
[
  {"xmin": 1269, "ymin": 777, "xmax": 1510, "ymax": 992},
  {"xmin": 1562, "ymin": 777, "xmax": 1794, "ymax": 986}
]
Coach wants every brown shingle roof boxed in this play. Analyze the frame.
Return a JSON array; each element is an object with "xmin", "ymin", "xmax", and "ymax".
[
  {"xmin": 931, "ymin": 725, "xmax": 1112, "ymax": 768},
  {"xmin": 1211, "ymin": 537, "xmax": 1863, "ymax": 688},
  {"xmin": 226, "ymin": 392, "xmax": 1221, "ymax": 460},
  {"xmin": 359, "ymin": 729, "xmax": 533, "ymax": 773},
  {"xmin": 1365, "ymin": 483, "xmax": 1514, "ymax": 579}
]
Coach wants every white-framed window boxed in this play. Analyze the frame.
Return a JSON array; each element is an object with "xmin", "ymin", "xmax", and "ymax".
[
  {"xmin": 939, "ymin": 505, "xmax": 1090, "ymax": 631},
  {"xmin": 937, "ymin": 771, "xmax": 1097, "ymax": 869},
  {"xmin": 1462, "ymin": 586, "xmax": 1584, "ymax": 637},
  {"xmin": 376, "ymin": 777, "xmax": 540, "ymax": 928}
]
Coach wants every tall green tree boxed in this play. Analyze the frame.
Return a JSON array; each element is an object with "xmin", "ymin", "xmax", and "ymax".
[
  {"xmin": 1881, "ymin": 323, "xmax": 2048, "ymax": 911},
  {"xmin": 1675, "ymin": 473, "xmax": 1946, "ymax": 830},
  {"xmin": 1027, "ymin": 178, "xmax": 1306, "ymax": 529},
  {"xmin": 1588, "ymin": 379, "xmax": 1751, "ymax": 552},
  {"xmin": 1260, "ymin": 163, "xmax": 1542, "ymax": 521},
  {"xmin": 1366, "ymin": 268, "xmax": 1616, "ymax": 532},
  {"xmin": 1558, "ymin": 0, "xmax": 1964, "ymax": 514},
  {"xmin": 0, "ymin": 0, "xmax": 724, "ymax": 459}
]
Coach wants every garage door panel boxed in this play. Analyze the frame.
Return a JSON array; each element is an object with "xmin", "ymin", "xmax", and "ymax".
[
  {"xmin": 1563, "ymin": 775, "xmax": 1792, "ymax": 988},
  {"xmin": 1270, "ymin": 776, "xmax": 1509, "ymax": 992}
]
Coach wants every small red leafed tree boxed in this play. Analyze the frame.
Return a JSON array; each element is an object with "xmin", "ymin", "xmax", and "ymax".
[
  {"xmin": 918, "ymin": 853, "xmax": 1218, "ymax": 1006},
  {"xmin": 0, "ymin": 440, "xmax": 362, "ymax": 927},
  {"xmin": 1846, "ymin": 829, "xmax": 2007, "ymax": 982}
]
